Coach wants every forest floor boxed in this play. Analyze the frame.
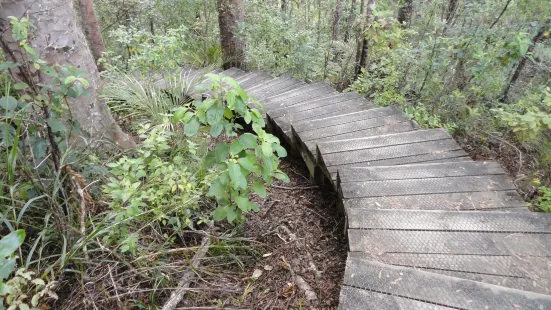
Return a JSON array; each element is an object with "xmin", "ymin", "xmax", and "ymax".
[{"xmin": 181, "ymin": 157, "xmax": 348, "ymax": 309}]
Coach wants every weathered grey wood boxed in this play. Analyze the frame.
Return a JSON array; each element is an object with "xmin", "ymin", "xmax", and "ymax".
[
  {"xmin": 339, "ymin": 286, "xmax": 453, "ymax": 310},
  {"xmin": 220, "ymin": 67, "xmax": 245, "ymax": 78},
  {"xmin": 306, "ymin": 122, "xmax": 418, "ymax": 154},
  {"xmin": 293, "ymin": 106, "xmax": 401, "ymax": 133},
  {"xmin": 347, "ymin": 229, "xmax": 551, "ymax": 256},
  {"xmin": 287, "ymin": 99, "xmax": 377, "ymax": 122},
  {"xmin": 268, "ymin": 93, "xmax": 360, "ymax": 118},
  {"xmin": 343, "ymin": 258, "xmax": 551, "ymax": 307},
  {"xmin": 300, "ymin": 114, "xmax": 411, "ymax": 142},
  {"xmin": 252, "ymin": 78, "xmax": 305, "ymax": 99},
  {"xmin": 347, "ymin": 209, "xmax": 551, "ymax": 231},
  {"xmin": 338, "ymin": 161, "xmax": 506, "ymax": 183},
  {"xmin": 320, "ymin": 138, "xmax": 464, "ymax": 169},
  {"xmin": 342, "ymin": 191, "xmax": 526, "ymax": 211},
  {"xmin": 240, "ymin": 72, "xmax": 273, "ymax": 89},
  {"xmin": 247, "ymin": 75, "xmax": 293, "ymax": 92},
  {"xmin": 264, "ymin": 86, "xmax": 338, "ymax": 108},
  {"xmin": 258, "ymin": 81, "xmax": 322, "ymax": 100},
  {"xmin": 318, "ymin": 129, "xmax": 452, "ymax": 154}
]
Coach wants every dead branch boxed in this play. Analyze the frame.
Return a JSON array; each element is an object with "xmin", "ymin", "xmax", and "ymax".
[
  {"xmin": 161, "ymin": 230, "xmax": 211, "ymax": 310},
  {"xmin": 271, "ymin": 184, "xmax": 319, "ymax": 190}
]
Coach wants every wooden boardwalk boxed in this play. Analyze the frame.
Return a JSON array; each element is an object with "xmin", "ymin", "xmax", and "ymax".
[{"xmin": 208, "ymin": 68, "xmax": 551, "ymax": 309}]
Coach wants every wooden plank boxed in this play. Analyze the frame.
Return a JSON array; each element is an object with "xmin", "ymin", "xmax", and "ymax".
[
  {"xmin": 321, "ymin": 138, "xmax": 463, "ymax": 168},
  {"xmin": 341, "ymin": 175, "xmax": 516, "ymax": 198},
  {"xmin": 287, "ymin": 99, "xmax": 377, "ymax": 122},
  {"xmin": 347, "ymin": 229, "xmax": 551, "ymax": 256},
  {"xmin": 300, "ymin": 114, "xmax": 411, "ymax": 142},
  {"xmin": 318, "ymin": 129, "xmax": 451, "ymax": 154},
  {"xmin": 339, "ymin": 286, "xmax": 453, "ymax": 310},
  {"xmin": 240, "ymin": 72, "xmax": 273, "ymax": 88},
  {"xmin": 260, "ymin": 82, "xmax": 325, "ymax": 101},
  {"xmin": 252, "ymin": 78, "xmax": 305, "ymax": 99},
  {"xmin": 347, "ymin": 209, "xmax": 551, "ymax": 232},
  {"xmin": 342, "ymin": 258, "xmax": 551, "ymax": 309},
  {"xmin": 247, "ymin": 75, "xmax": 293, "ymax": 92},
  {"xmin": 306, "ymin": 122, "xmax": 418, "ymax": 154},
  {"xmin": 347, "ymin": 252, "xmax": 551, "ymax": 294},
  {"xmin": 264, "ymin": 86, "xmax": 337, "ymax": 108},
  {"xmin": 219, "ymin": 67, "xmax": 244, "ymax": 77},
  {"xmin": 293, "ymin": 106, "xmax": 400, "ymax": 133},
  {"xmin": 338, "ymin": 161, "xmax": 506, "ymax": 183},
  {"xmin": 342, "ymin": 191, "xmax": 527, "ymax": 211},
  {"xmin": 268, "ymin": 93, "xmax": 359, "ymax": 118}
]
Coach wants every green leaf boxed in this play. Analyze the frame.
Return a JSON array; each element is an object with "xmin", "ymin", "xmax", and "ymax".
[
  {"xmin": 184, "ymin": 116, "xmax": 200, "ymax": 136},
  {"xmin": 261, "ymin": 142, "xmax": 273, "ymax": 157},
  {"xmin": 0, "ymin": 96, "xmax": 18, "ymax": 111},
  {"xmin": 230, "ymin": 139, "xmax": 244, "ymax": 155},
  {"xmin": 212, "ymin": 205, "xmax": 228, "ymax": 221},
  {"xmin": 210, "ymin": 123, "xmax": 224, "ymax": 137},
  {"xmin": 47, "ymin": 118, "xmax": 66, "ymax": 134},
  {"xmin": 0, "ymin": 257, "xmax": 16, "ymax": 280},
  {"xmin": 215, "ymin": 143, "xmax": 230, "ymax": 162},
  {"xmin": 228, "ymin": 162, "xmax": 247, "ymax": 189},
  {"xmin": 253, "ymin": 180, "xmax": 267, "ymax": 198},
  {"xmin": 272, "ymin": 143, "xmax": 287, "ymax": 157},
  {"xmin": 238, "ymin": 157, "xmax": 259, "ymax": 173},
  {"xmin": 273, "ymin": 171, "xmax": 290, "ymax": 183},
  {"xmin": 208, "ymin": 180, "xmax": 229, "ymax": 200},
  {"xmin": 0, "ymin": 281, "xmax": 8, "ymax": 296},
  {"xmin": 64, "ymin": 76, "xmax": 77, "ymax": 85},
  {"xmin": 0, "ymin": 61, "xmax": 21, "ymax": 71},
  {"xmin": 226, "ymin": 206, "xmax": 237, "ymax": 222},
  {"xmin": 13, "ymin": 82, "xmax": 28, "ymax": 90},
  {"xmin": 239, "ymin": 133, "xmax": 258, "ymax": 149},
  {"xmin": 236, "ymin": 196, "xmax": 253, "ymax": 212},
  {"xmin": 0, "ymin": 229, "xmax": 25, "ymax": 257},
  {"xmin": 172, "ymin": 107, "xmax": 187, "ymax": 123}
]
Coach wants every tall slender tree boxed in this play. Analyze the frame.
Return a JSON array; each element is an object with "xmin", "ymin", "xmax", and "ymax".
[
  {"xmin": 0, "ymin": 0, "xmax": 135, "ymax": 148},
  {"xmin": 344, "ymin": 0, "xmax": 358, "ymax": 42},
  {"xmin": 76, "ymin": 0, "xmax": 107, "ymax": 71},
  {"xmin": 355, "ymin": 0, "xmax": 376, "ymax": 78},
  {"xmin": 332, "ymin": 0, "xmax": 343, "ymax": 41},
  {"xmin": 217, "ymin": 0, "xmax": 246, "ymax": 69}
]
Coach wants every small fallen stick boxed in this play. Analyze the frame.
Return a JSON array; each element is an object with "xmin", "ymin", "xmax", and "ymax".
[
  {"xmin": 271, "ymin": 185, "xmax": 319, "ymax": 190},
  {"xmin": 161, "ymin": 231, "xmax": 211, "ymax": 310}
]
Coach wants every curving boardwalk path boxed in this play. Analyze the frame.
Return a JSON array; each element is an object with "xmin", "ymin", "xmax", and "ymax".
[{"xmin": 200, "ymin": 67, "xmax": 551, "ymax": 309}]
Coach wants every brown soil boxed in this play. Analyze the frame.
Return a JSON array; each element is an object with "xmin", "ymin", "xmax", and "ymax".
[{"xmin": 180, "ymin": 157, "xmax": 347, "ymax": 309}]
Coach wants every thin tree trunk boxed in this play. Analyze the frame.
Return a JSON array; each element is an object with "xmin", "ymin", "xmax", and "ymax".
[
  {"xmin": 501, "ymin": 17, "xmax": 551, "ymax": 102},
  {"xmin": 344, "ymin": 0, "xmax": 357, "ymax": 42},
  {"xmin": 445, "ymin": 0, "xmax": 458, "ymax": 24},
  {"xmin": 76, "ymin": 0, "xmax": 107, "ymax": 71},
  {"xmin": 356, "ymin": 0, "xmax": 375, "ymax": 77},
  {"xmin": 332, "ymin": 0, "xmax": 343, "ymax": 41},
  {"xmin": 490, "ymin": 0, "xmax": 513, "ymax": 29},
  {"xmin": 281, "ymin": 0, "xmax": 287, "ymax": 13},
  {"xmin": 397, "ymin": 0, "xmax": 413, "ymax": 27},
  {"xmin": 0, "ymin": 0, "xmax": 135, "ymax": 148},
  {"xmin": 217, "ymin": 0, "xmax": 246, "ymax": 70}
]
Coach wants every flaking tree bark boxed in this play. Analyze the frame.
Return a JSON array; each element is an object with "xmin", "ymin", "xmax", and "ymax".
[
  {"xmin": 0, "ymin": 0, "xmax": 135, "ymax": 148},
  {"xmin": 217, "ymin": 0, "xmax": 246, "ymax": 70},
  {"xmin": 76, "ymin": 0, "xmax": 107, "ymax": 71},
  {"xmin": 445, "ymin": 0, "xmax": 458, "ymax": 24}
]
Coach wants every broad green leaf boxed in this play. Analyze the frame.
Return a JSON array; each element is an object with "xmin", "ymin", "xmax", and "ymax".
[
  {"xmin": 228, "ymin": 162, "xmax": 247, "ymax": 189},
  {"xmin": 210, "ymin": 123, "xmax": 224, "ymax": 137},
  {"xmin": 253, "ymin": 180, "xmax": 267, "ymax": 198},
  {"xmin": 261, "ymin": 142, "xmax": 273, "ymax": 157},
  {"xmin": 226, "ymin": 206, "xmax": 237, "ymax": 222},
  {"xmin": 273, "ymin": 171, "xmax": 290, "ymax": 183},
  {"xmin": 239, "ymin": 133, "xmax": 258, "ymax": 149},
  {"xmin": 236, "ymin": 196, "xmax": 253, "ymax": 212},
  {"xmin": 47, "ymin": 118, "xmax": 66, "ymax": 134},
  {"xmin": 238, "ymin": 157, "xmax": 259, "ymax": 173},
  {"xmin": 272, "ymin": 143, "xmax": 287, "ymax": 157},
  {"xmin": 208, "ymin": 180, "xmax": 229, "ymax": 200},
  {"xmin": 212, "ymin": 205, "xmax": 227, "ymax": 221},
  {"xmin": 0, "ymin": 229, "xmax": 25, "ymax": 257},
  {"xmin": 184, "ymin": 116, "xmax": 200, "ymax": 136},
  {"xmin": 0, "ymin": 257, "xmax": 15, "ymax": 280},
  {"xmin": 0, "ymin": 281, "xmax": 8, "ymax": 296},
  {"xmin": 13, "ymin": 82, "xmax": 28, "ymax": 90},
  {"xmin": 64, "ymin": 76, "xmax": 77, "ymax": 85},
  {"xmin": 172, "ymin": 107, "xmax": 187, "ymax": 123},
  {"xmin": 214, "ymin": 143, "xmax": 230, "ymax": 162},
  {"xmin": 0, "ymin": 61, "xmax": 21, "ymax": 71},
  {"xmin": 230, "ymin": 139, "xmax": 244, "ymax": 155},
  {"xmin": 0, "ymin": 96, "xmax": 18, "ymax": 111}
]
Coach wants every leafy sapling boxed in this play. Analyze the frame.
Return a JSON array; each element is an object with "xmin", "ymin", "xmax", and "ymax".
[{"xmin": 173, "ymin": 74, "xmax": 289, "ymax": 223}]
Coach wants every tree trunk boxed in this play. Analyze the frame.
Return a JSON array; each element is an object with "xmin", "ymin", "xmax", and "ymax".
[
  {"xmin": 332, "ymin": 0, "xmax": 342, "ymax": 41},
  {"xmin": 397, "ymin": 0, "xmax": 413, "ymax": 27},
  {"xmin": 217, "ymin": 0, "xmax": 246, "ymax": 70},
  {"xmin": 445, "ymin": 0, "xmax": 458, "ymax": 24},
  {"xmin": 344, "ymin": 0, "xmax": 357, "ymax": 43},
  {"xmin": 76, "ymin": 0, "xmax": 107, "ymax": 71},
  {"xmin": 0, "ymin": 0, "xmax": 135, "ymax": 148},
  {"xmin": 501, "ymin": 17, "xmax": 551, "ymax": 102},
  {"xmin": 356, "ymin": 0, "xmax": 375, "ymax": 78},
  {"xmin": 281, "ymin": 0, "xmax": 287, "ymax": 13}
]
